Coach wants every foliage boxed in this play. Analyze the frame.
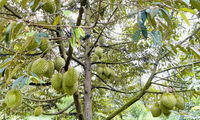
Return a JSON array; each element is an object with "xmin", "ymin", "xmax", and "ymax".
[{"xmin": 0, "ymin": 0, "xmax": 200, "ymax": 119}]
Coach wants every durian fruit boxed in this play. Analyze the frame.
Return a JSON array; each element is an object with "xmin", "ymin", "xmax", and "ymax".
[
  {"xmin": 108, "ymin": 69, "xmax": 116, "ymax": 78},
  {"xmin": 175, "ymin": 95, "xmax": 184, "ymax": 110},
  {"xmin": 163, "ymin": 112, "xmax": 171, "ymax": 117},
  {"xmin": 103, "ymin": 67, "xmax": 111, "ymax": 77},
  {"xmin": 150, "ymin": 103, "xmax": 162, "ymax": 117},
  {"xmin": 62, "ymin": 81, "xmax": 78, "ymax": 95},
  {"xmin": 27, "ymin": 37, "xmax": 39, "ymax": 51},
  {"xmin": 95, "ymin": 47, "xmax": 103, "ymax": 59},
  {"xmin": 161, "ymin": 93, "xmax": 177, "ymax": 109},
  {"xmin": 91, "ymin": 53, "xmax": 99, "ymax": 63},
  {"xmin": 27, "ymin": 62, "xmax": 33, "ymax": 75},
  {"xmin": 99, "ymin": 36, "xmax": 105, "ymax": 45},
  {"xmin": 54, "ymin": 56, "xmax": 66, "ymax": 72},
  {"xmin": 51, "ymin": 73, "xmax": 62, "ymax": 91},
  {"xmin": 97, "ymin": 67, "xmax": 103, "ymax": 75},
  {"xmin": 43, "ymin": 0, "xmax": 56, "ymax": 14},
  {"xmin": 63, "ymin": 67, "xmax": 78, "ymax": 87},
  {"xmin": 43, "ymin": 60, "xmax": 55, "ymax": 78},
  {"xmin": 39, "ymin": 38, "xmax": 51, "ymax": 53},
  {"xmin": 99, "ymin": 89, "xmax": 105, "ymax": 95},
  {"xmin": 159, "ymin": 102, "xmax": 171, "ymax": 114},
  {"xmin": 5, "ymin": 90, "xmax": 22, "ymax": 108},
  {"xmin": 34, "ymin": 107, "xmax": 43, "ymax": 117},
  {"xmin": 31, "ymin": 58, "xmax": 49, "ymax": 75}
]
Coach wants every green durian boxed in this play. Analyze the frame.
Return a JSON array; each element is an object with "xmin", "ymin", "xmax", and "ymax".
[
  {"xmin": 175, "ymin": 95, "xmax": 184, "ymax": 110},
  {"xmin": 163, "ymin": 112, "xmax": 171, "ymax": 117},
  {"xmin": 62, "ymin": 81, "xmax": 78, "ymax": 95},
  {"xmin": 43, "ymin": 60, "xmax": 55, "ymax": 78},
  {"xmin": 34, "ymin": 107, "xmax": 43, "ymax": 117},
  {"xmin": 91, "ymin": 53, "xmax": 99, "ymax": 63},
  {"xmin": 99, "ymin": 89, "xmax": 105, "ymax": 95},
  {"xmin": 54, "ymin": 56, "xmax": 65, "ymax": 72},
  {"xmin": 63, "ymin": 67, "xmax": 78, "ymax": 87},
  {"xmin": 5, "ymin": 90, "xmax": 22, "ymax": 108},
  {"xmin": 159, "ymin": 102, "xmax": 171, "ymax": 113},
  {"xmin": 161, "ymin": 93, "xmax": 177, "ymax": 109},
  {"xmin": 51, "ymin": 73, "xmax": 62, "ymax": 91},
  {"xmin": 31, "ymin": 58, "xmax": 49, "ymax": 75},
  {"xmin": 95, "ymin": 47, "xmax": 103, "ymax": 58},
  {"xmin": 103, "ymin": 67, "xmax": 111, "ymax": 77},
  {"xmin": 39, "ymin": 38, "xmax": 51, "ymax": 53},
  {"xmin": 43, "ymin": 0, "xmax": 56, "ymax": 14},
  {"xmin": 150, "ymin": 103, "xmax": 162, "ymax": 117},
  {"xmin": 97, "ymin": 67, "xmax": 103, "ymax": 75}
]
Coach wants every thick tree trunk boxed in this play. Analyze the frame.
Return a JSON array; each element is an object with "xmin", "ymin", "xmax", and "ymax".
[{"xmin": 84, "ymin": 38, "xmax": 92, "ymax": 120}]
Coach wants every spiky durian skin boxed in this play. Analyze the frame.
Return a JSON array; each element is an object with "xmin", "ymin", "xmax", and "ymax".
[
  {"xmin": 91, "ymin": 54, "xmax": 99, "ymax": 63},
  {"xmin": 63, "ymin": 67, "xmax": 78, "ymax": 87},
  {"xmin": 159, "ymin": 102, "xmax": 171, "ymax": 113},
  {"xmin": 54, "ymin": 56, "xmax": 65, "ymax": 72},
  {"xmin": 108, "ymin": 69, "xmax": 115, "ymax": 78},
  {"xmin": 97, "ymin": 67, "xmax": 103, "ymax": 75},
  {"xmin": 95, "ymin": 47, "xmax": 103, "ymax": 58},
  {"xmin": 27, "ymin": 62, "xmax": 33, "ymax": 75},
  {"xmin": 5, "ymin": 90, "xmax": 22, "ymax": 108},
  {"xmin": 31, "ymin": 58, "xmax": 48, "ymax": 75},
  {"xmin": 175, "ymin": 95, "xmax": 184, "ymax": 110},
  {"xmin": 150, "ymin": 103, "xmax": 162, "ymax": 117},
  {"xmin": 39, "ymin": 38, "xmax": 51, "ymax": 53},
  {"xmin": 43, "ymin": 0, "xmax": 56, "ymax": 14},
  {"xmin": 43, "ymin": 60, "xmax": 55, "ymax": 78},
  {"xmin": 161, "ymin": 93, "xmax": 177, "ymax": 109},
  {"xmin": 34, "ymin": 107, "xmax": 43, "ymax": 117},
  {"xmin": 62, "ymin": 81, "xmax": 78, "ymax": 95},
  {"xmin": 103, "ymin": 67, "xmax": 111, "ymax": 77},
  {"xmin": 51, "ymin": 73, "xmax": 62, "ymax": 91}
]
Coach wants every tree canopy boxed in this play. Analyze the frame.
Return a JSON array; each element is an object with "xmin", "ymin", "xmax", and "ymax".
[{"xmin": 0, "ymin": 0, "xmax": 200, "ymax": 119}]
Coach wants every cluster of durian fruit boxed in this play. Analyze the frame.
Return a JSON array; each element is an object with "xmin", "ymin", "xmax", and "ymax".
[
  {"xmin": 150, "ymin": 92, "xmax": 184, "ymax": 117},
  {"xmin": 92, "ymin": 46, "xmax": 116, "ymax": 79},
  {"xmin": 27, "ymin": 56, "xmax": 78, "ymax": 95}
]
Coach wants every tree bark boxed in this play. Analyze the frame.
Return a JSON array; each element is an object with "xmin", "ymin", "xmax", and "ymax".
[{"xmin": 84, "ymin": 38, "xmax": 92, "ymax": 120}]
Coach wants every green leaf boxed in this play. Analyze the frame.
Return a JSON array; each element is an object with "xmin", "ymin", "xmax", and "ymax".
[
  {"xmin": 191, "ymin": 106, "xmax": 200, "ymax": 110},
  {"xmin": 138, "ymin": 11, "xmax": 147, "ymax": 23},
  {"xmin": 149, "ymin": 6, "xmax": 159, "ymax": 18},
  {"xmin": 190, "ymin": 46, "xmax": 200, "ymax": 59},
  {"xmin": 75, "ymin": 28, "xmax": 80, "ymax": 40},
  {"xmin": 35, "ymin": 32, "xmax": 47, "ymax": 44},
  {"xmin": 0, "ymin": 58, "xmax": 12, "ymax": 70},
  {"xmin": 170, "ymin": 44, "xmax": 177, "ymax": 54},
  {"xmin": 13, "ymin": 23, "xmax": 24, "ymax": 39},
  {"xmin": 147, "ymin": 13, "xmax": 156, "ymax": 29},
  {"xmin": 160, "ymin": 8, "xmax": 172, "ymax": 26},
  {"xmin": 190, "ymin": 0, "xmax": 200, "ymax": 12},
  {"xmin": 78, "ymin": 27, "xmax": 85, "ymax": 37},
  {"xmin": 132, "ymin": 30, "xmax": 141, "ymax": 42},
  {"xmin": 0, "ymin": 0, "xmax": 7, "ymax": 9},
  {"xmin": 110, "ymin": 0, "xmax": 115, "ymax": 10},
  {"xmin": 0, "ymin": 19, "xmax": 7, "ymax": 39},
  {"xmin": 53, "ymin": 15, "xmax": 61, "ymax": 25},
  {"xmin": 6, "ymin": 64, "xmax": 22, "ymax": 85},
  {"xmin": 180, "ymin": 12, "xmax": 190, "ymax": 26},
  {"xmin": 151, "ymin": 31, "xmax": 162, "ymax": 46},
  {"xmin": 70, "ymin": 37, "xmax": 76, "ymax": 48},
  {"xmin": 20, "ymin": 77, "xmax": 28, "ymax": 89},
  {"xmin": 21, "ymin": 0, "xmax": 28, "ymax": 8},
  {"xmin": 11, "ymin": 76, "xmax": 24, "ymax": 90},
  {"xmin": 177, "ymin": 45, "xmax": 187, "ymax": 53},
  {"xmin": 63, "ymin": 10, "xmax": 71, "ymax": 17},
  {"xmin": 180, "ymin": 8, "xmax": 196, "ymax": 15},
  {"xmin": 5, "ymin": 23, "xmax": 12, "ymax": 43},
  {"xmin": 157, "ymin": 18, "xmax": 170, "ymax": 31},
  {"xmin": 31, "ymin": 0, "xmax": 42, "ymax": 12},
  {"xmin": 142, "ymin": 29, "xmax": 147, "ymax": 39}
]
